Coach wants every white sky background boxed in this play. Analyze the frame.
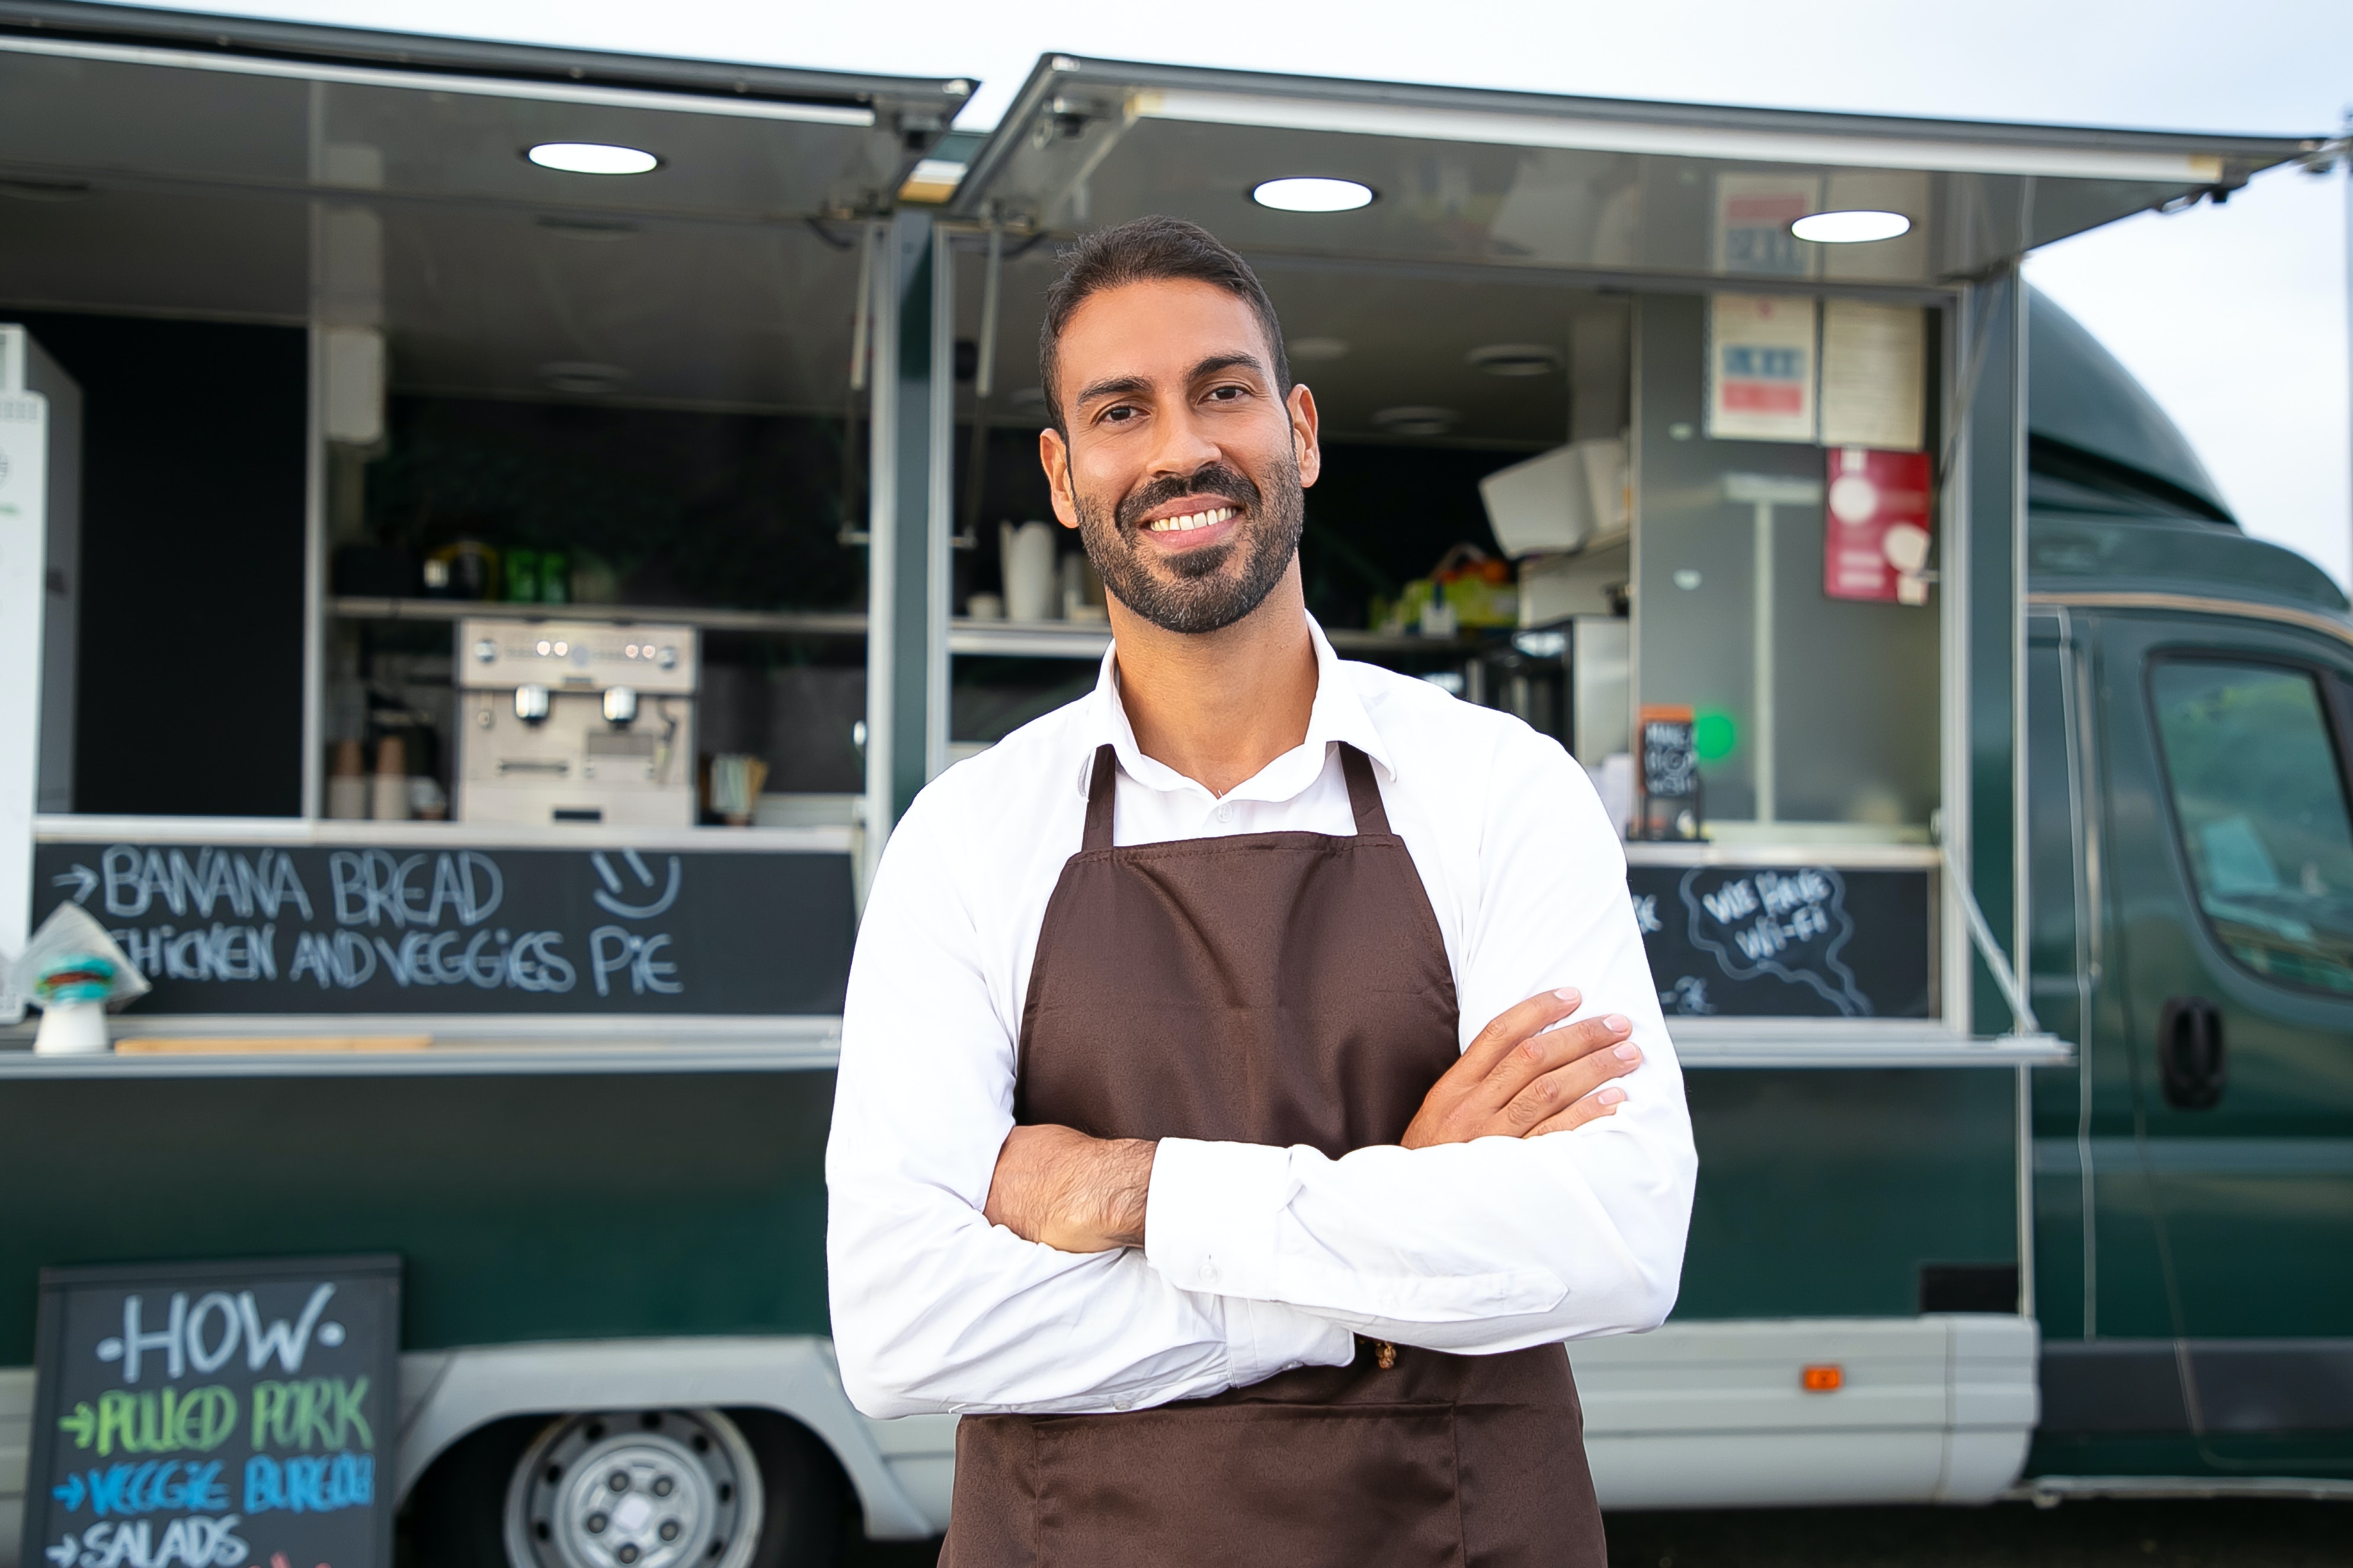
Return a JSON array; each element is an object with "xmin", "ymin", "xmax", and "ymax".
[{"xmin": 203, "ymin": 0, "xmax": 2353, "ymax": 583}]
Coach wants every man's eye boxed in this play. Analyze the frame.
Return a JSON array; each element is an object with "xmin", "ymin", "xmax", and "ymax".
[
  {"xmin": 1205, "ymin": 385, "xmax": 1244, "ymax": 402},
  {"xmin": 1101, "ymin": 405, "xmax": 1139, "ymax": 424}
]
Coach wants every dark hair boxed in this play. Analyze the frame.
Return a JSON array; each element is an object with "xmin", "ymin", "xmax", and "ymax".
[{"xmin": 1038, "ymin": 215, "xmax": 1291, "ymax": 433}]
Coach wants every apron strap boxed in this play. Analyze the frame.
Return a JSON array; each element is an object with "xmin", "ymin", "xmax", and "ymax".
[
  {"xmin": 1340, "ymin": 744, "xmax": 1392, "ymax": 836},
  {"xmin": 1083, "ymin": 744, "xmax": 1119, "ymax": 852}
]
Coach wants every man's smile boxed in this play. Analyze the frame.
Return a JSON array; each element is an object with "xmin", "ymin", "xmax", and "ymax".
[{"xmin": 1136, "ymin": 496, "xmax": 1241, "ymax": 553}]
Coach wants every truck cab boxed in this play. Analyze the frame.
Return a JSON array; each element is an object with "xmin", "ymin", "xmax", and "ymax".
[{"xmin": 2023, "ymin": 294, "xmax": 2353, "ymax": 1486}]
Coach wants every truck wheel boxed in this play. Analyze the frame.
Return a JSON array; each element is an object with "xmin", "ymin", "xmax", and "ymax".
[{"xmin": 504, "ymin": 1407, "xmax": 770, "ymax": 1568}]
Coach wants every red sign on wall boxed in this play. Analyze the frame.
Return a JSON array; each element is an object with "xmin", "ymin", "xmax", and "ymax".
[{"xmin": 1823, "ymin": 446, "xmax": 1933, "ymax": 604}]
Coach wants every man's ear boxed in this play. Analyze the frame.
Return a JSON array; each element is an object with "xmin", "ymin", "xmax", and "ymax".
[
  {"xmin": 1289, "ymin": 383, "xmax": 1323, "ymax": 490},
  {"xmin": 1039, "ymin": 427, "xmax": 1081, "ymax": 530}
]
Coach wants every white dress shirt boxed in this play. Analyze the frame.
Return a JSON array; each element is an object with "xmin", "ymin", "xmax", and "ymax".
[{"xmin": 826, "ymin": 616, "xmax": 1696, "ymax": 1420}]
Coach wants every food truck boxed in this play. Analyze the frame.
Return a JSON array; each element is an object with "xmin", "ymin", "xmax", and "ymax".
[{"xmin": 1, "ymin": 4, "xmax": 2347, "ymax": 1562}]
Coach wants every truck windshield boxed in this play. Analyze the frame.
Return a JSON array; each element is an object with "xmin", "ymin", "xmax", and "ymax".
[{"xmin": 2151, "ymin": 660, "xmax": 2353, "ymax": 994}]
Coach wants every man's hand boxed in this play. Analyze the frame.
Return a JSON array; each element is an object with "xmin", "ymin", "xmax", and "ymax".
[
  {"xmin": 984, "ymin": 1124, "xmax": 1157, "ymax": 1253},
  {"xmin": 1401, "ymin": 988, "xmax": 1639, "ymax": 1148}
]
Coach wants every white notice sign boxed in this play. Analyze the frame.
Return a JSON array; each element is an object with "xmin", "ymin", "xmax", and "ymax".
[
  {"xmin": 1820, "ymin": 301, "xmax": 1926, "ymax": 451},
  {"xmin": 1707, "ymin": 294, "xmax": 1818, "ymax": 444}
]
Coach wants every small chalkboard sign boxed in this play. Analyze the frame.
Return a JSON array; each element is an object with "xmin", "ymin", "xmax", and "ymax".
[
  {"xmin": 23, "ymin": 1255, "xmax": 400, "ymax": 1568},
  {"xmin": 1629, "ymin": 863, "xmax": 1933, "ymax": 1019},
  {"xmin": 1638, "ymin": 707, "xmax": 1698, "ymax": 801}
]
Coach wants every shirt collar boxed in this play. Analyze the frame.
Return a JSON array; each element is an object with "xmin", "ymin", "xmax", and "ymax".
[{"xmin": 1077, "ymin": 613, "xmax": 1397, "ymax": 801}]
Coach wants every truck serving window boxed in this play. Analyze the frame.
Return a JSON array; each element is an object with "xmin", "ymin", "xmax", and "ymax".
[{"xmin": 2150, "ymin": 659, "xmax": 2353, "ymax": 993}]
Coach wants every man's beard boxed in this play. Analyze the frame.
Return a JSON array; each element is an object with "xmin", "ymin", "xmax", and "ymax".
[{"xmin": 1073, "ymin": 456, "xmax": 1305, "ymax": 635}]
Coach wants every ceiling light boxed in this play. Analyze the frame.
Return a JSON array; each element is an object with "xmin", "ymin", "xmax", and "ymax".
[
  {"xmin": 1790, "ymin": 209, "xmax": 1911, "ymax": 244},
  {"xmin": 1372, "ymin": 406, "xmax": 1456, "ymax": 437},
  {"xmin": 1251, "ymin": 177, "xmax": 1375, "ymax": 213},
  {"xmin": 1287, "ymin": 337, "xmax": 1350, "ymax": 363},
  {"xmin": 1468, "ymin": 343, "xmax": 1563, "ymax": 377},
  {"xmin": 526, "ymin": 142, "xmax": 660, "ymax": 176}
]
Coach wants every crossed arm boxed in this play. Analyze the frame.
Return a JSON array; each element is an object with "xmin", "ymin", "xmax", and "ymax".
[
  {"xmin": 983, "ymin": 988, "xmax": 1642, "ymax": 1253},
  {"xmin": 826, "ymin": 731, "xmax": 1695, "ymax": 1419}
]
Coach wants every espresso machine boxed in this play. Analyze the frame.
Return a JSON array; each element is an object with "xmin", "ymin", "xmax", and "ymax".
[{"xmin": 454, "ymin": 617, "xmax": 698, "ymax": 827}]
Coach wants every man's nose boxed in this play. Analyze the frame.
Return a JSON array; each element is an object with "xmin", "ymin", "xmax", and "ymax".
[{"xmin": 1143, "ymin": 401, "xmax": 1222, "ymax": 478}]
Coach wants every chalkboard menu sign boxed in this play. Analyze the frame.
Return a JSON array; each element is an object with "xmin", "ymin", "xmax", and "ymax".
[
  {"xmin": 23, "ymin": 1255, "xmax": 399, "ymax": 1568},
  {"xmin": 1630, "ymin": 863, "xmax": 1933, "ymax": 1019},
  {"xmin": 29, "ymin": 840, "xmax": 854, "ymax": 1016}
]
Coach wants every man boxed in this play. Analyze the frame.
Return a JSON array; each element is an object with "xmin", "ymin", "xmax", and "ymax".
[{"xmin": 827, "ymin": 215, "xmax": 1695, "ymax": 1566}]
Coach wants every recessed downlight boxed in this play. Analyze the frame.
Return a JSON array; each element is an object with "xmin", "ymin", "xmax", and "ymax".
[
  {"xmin": 1790, "ymin": 209, "xmax": 1911, "ymax": 244},
  {"xmin": 1468, "ymin": 343, "xmax": 1563, "ymax": 377},
  {"xmin": 526, "ymin": 142, "xmax": 660, "ymax": 176},
  {"xmin": 1251, "ymin": 177, "xmax": 1375, "ymax": 213},
  {"xmin": 1372, "ymin": 406, "xmax": 1457, "ymax": 437},
  {"xmin": 540, "ymin": 361, "xmax": 630, "ymax": 395}
]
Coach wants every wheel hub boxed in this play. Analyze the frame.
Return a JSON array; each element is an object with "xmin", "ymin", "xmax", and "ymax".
[{"xmin": 507, "ymin": 1409, "xmax": 760, "ymax": 1568}]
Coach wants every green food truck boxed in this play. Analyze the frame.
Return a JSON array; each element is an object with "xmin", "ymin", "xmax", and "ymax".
[{"xmin": 1, "ymin": 5, "xmax": 2346, "ymax": 1564}]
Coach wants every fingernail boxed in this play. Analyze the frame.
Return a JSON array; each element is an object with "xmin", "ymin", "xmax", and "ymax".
[
  {"xmin": 1613, "ymin": 1042, "xmax": 1641, "ymax": 1062},
  {"xmin": 1605, "ymin": 1015, "xmax": 1632, "ymax": 1033},
  {"xmin": 1598, "ymin": 1087, "xmax": 1627, "ymax": 1105},
  {"xmin": 1554, "ymin": 987, "xmax": 1581, "ymax": 1002}
]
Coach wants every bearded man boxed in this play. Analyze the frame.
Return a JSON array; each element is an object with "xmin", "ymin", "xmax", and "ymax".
[{"xmin": 827, "ymin": 215, "xmax": 1695, "ymax": 1567}]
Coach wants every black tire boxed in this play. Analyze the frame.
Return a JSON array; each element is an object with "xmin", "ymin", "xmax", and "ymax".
[
  {"xmin": 399, "ymin": 1415, "xmax": 547, "ymax": 1568},
  {"xmin": 723, "ymin": 1408, "xmax": 846, "ymax": 1568}
]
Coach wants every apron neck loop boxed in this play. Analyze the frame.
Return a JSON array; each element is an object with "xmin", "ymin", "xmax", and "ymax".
[
  {"xmin": 1341, "ymin": 744, "xmax": 1391, "ymax": 836},
  {"xmin": 1083, "ymin": 744, "xmax": 1119, "ymax": 852}
]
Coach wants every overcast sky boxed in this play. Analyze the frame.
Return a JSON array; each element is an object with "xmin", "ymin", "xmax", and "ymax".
[{"xmin": 203, "ymin": 0, "xmax": 2353, "ymax": 583}]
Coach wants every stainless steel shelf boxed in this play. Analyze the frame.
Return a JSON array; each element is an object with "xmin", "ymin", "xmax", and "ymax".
[
  {"xmin": 333, "ymin": 598, "xmax": 1486, "ymax": 660},
  {"xmin": 946, "ymin": 620, "xmax": 1484, "ymax": 660},
  {"xmin": 331, "ymin": 596, "xmax": 867, "ymax": 637}
]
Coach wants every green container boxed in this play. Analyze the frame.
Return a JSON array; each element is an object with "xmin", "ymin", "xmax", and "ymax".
[
  {"xmin": 538, "ymin": 549, "xmax": 570, "ymax": 605},
  {"xmin": 503, "ymin": 547, "xmax": 540, "ymax": 603}
]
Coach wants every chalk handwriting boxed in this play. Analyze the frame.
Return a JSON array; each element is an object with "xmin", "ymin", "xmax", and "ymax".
[
  {"xmin": 244, "ymin": 1452, "xmax": 372, "ymax": 1515},
  {"xmin": 98, "ymin": 847, "xmax": 311, "ymax": 923},
  {"xmin": 589, "ymin": 926, "xmax": 681, "ymax": 997},
  {"xmin": 249, "ymin": 1380, "xmax": 371, "ymax": 1452},
  {"xmin": 1679, "ymin": 866, "xmax": 1869, "ymax": 1016},
  {"xmin": 109, "ymin": 925, "xmax": 277, "ymax": 983},
  {"xmin": 53, "ymin": 1391, "xmax": 238, "ymax": 1459},
  {"xmin": 327, "ymin": 850, "xmax": 502, "ymax": 929},
  {"xmin": 51, "ymin": 1462, "xmax": 229, "ymax": 1518},
  {"xmin": 97, "ymin": 1287, "xmax": 335, "ymax": 1384},
  {"xmin": 41, "ymin": 1515, "xmax": 248, "ymax": 1568},
  {"xmin": 591, "ymin": 848, "xmax": 683, "ymax": 919}
]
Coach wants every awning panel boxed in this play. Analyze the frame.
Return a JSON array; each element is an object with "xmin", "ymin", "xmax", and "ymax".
[{"xmin": 954, "ymin": 58, "xmax": 2319, "ymax": 286}]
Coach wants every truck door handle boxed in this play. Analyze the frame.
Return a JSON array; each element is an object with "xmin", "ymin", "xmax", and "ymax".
[{"xmin": 2157, "ymin": 996, "xmax": 2226, "ymax": 1110}]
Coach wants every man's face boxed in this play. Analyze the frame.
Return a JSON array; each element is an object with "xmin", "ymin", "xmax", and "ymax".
[{"xmin": 1040, "ymin": 279, "xmax": 1320, "ymax": 635}]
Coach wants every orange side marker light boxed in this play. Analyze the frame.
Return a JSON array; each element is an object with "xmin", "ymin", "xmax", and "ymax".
[{"xmin": 1801, "ymin": 1364, "xmax": 1844, "ymax": 1392}]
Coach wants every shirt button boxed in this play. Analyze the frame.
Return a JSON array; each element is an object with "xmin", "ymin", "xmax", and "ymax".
[{"xmin": 1215, "ymin": 803, "xmax": 1234, "ymax": 823}]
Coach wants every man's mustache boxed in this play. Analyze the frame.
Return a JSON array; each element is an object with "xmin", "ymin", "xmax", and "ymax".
[{"xmin": 1115, "ymin": 463, "xmax": 1262, "ymax": 535}]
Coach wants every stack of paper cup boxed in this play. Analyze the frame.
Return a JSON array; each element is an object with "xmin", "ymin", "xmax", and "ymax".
[
  {"xmin": 372, "ymin": 734, "xmax": 410, "ymax": 820},
  {"xmin": 327, "ymin": 738, "xmax": 369, "ymax": 820},
  {"xmin": 1000, "ymin": 521, "xmax": 1058, "ymax": 622}
]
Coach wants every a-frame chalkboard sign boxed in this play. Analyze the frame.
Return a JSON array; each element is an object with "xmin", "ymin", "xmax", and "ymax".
[{"xmin": 23, "ymin": 1255, "xmax": 400, "ymax": 1568}]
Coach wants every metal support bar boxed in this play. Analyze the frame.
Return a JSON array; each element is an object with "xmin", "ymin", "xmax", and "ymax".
[
  {"xmin": 926, "ymin": 223, "xmax": 956, "ymax": 784},
  {"xmin": 860, "ymin": 220, "xmax": 902, "ymax": 884}
]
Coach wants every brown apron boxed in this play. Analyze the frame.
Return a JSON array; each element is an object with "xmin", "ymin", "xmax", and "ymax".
[{"xmin": 943, "ymin": 743, "xmax": 1605, "ymax": 1568}]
